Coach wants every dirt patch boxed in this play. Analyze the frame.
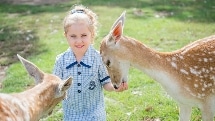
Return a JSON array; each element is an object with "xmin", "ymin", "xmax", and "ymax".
[
  {"xmin": 0, "ymin": 0, "xmax": 70, "ymax": 5},
  {"xmin": 0, "ymin": 66, "xmax": 8, "ymax": 88},
  {"xmin": 0, "ymin": 40, "xmax": 35, "ymax": 87},
  {"xmin": 0, "ymin": 25, "xmax": 41, "ymax": 88}
]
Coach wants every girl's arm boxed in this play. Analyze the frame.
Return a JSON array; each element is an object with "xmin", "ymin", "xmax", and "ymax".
[{"xmin": 103, "ymin": 82, "xmax": 115, "ymax": 92}]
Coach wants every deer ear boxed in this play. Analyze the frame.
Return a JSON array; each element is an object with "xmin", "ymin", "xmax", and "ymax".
[
  {"xmin": 55, "ymin": 77, "xmax": 73, "ymax": 98},
  {"xmin": 109, "ymin": 11, "xmax": 126, "ymax": 43},
  {"xmin": 17, "ymin": 54, "xmax": 44, "ymax": 84},
  {"xmin": 59, "ymin": 77, "xmax": 73, "ymax": 92}
]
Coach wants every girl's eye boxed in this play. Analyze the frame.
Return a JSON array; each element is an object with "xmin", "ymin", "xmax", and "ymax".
[
  {"xmin": 70, "ymin": 35, "xmax": 76, "ymax": 38},
  {"xmin": 81, "ymin": 34, "xmax": 87, "ymax": 37}
]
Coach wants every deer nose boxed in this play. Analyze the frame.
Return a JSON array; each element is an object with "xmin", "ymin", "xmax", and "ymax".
[{"xmin": 114, "ymin": 85, "xmax": 118, "ymax": 89}]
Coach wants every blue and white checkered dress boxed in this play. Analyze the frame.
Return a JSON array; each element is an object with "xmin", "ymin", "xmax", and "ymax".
[{"xmin": 53, "ymin": 45, "xmax": 110, "ymax": 121}]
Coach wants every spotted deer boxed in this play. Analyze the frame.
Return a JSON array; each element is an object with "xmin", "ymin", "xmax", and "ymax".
[
  {"xmin": 0, "ymin": 54, "xmax": 72, "ymax": 121},
  {"xmin": 100, "ymin": 12, "xmax": 215, "ymax": 121}
]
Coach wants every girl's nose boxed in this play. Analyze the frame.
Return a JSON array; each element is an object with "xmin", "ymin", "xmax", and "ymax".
[{"xmin": 76, "ymin": 38, "xmax": 83, "ymax": 43}]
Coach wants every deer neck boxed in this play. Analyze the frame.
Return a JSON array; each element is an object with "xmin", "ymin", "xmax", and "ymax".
[
  {"xmin": 118, "ymin": 36, "xmax": 169, "ymax": 71},
  {"xmin": 116, "ymin": 35, "xmax": 215, "ymax": 100},
  {"xmin": 116, "ymin": 36, "xmax": 179, "ymax": 91},
  {"xmin": 17, "ymin": 82, "xmax": 61, "ymax": 120}
]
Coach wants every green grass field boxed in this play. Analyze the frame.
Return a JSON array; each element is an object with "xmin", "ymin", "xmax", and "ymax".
[{"xmin": 0, "ymin": 0, "xmax": 215, "ymax": 120}]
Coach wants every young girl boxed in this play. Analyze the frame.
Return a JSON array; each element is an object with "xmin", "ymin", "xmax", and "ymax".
[{"xmin": 53, "ymin": 5, "xmax": 128, "ymax": 121}]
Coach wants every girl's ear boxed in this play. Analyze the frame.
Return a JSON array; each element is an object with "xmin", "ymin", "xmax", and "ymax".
[{"xmin": 64, "ymin": 32, "xmax": 66, "ymax": 37}]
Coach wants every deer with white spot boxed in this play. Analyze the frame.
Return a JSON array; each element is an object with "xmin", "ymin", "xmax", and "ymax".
[
  {"xmin": 100, "ymin": 12, "xmax": 215, "ymax": 121},
  {"xmin": 0, "ymin": 54, "xmax": 72, "ymax": 121}
]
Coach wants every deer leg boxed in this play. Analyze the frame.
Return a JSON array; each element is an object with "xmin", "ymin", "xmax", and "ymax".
[
  {"xmin": 201, "ymin": 111, "xmax": 214, "ymax": 121},
  {"xmin": 200, "ymin": 101, "xmax": 215, "ymax": 121},
  {"xmin": 179, "ymin": 103, "xmax": 192, "ymax": 121}
]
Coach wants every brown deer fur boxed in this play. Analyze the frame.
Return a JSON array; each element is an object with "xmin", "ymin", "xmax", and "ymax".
[
  {"xmin": 100, "ymin": 12, "xmax": 215, "ymax": 121},
  {"xmin": 0, "ymin": 54, "xmax": 72, "ymax": 121}
]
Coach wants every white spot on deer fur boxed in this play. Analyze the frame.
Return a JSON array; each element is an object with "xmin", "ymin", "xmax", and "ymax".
[
  {"xmin": 198, "ymin": 58, "xmax": 202, "ymax": 62},
  {"xmin": 131, "ymin": 40, "xmax": 137, "ymax": 45},
  {"xmin": 6, "ymin": 118, "xmax": 12, "ymax": 121},
  {"xmin": 197, "ymin": 93, "xmax": 203, "ymax": 99},
  {"xmin": 195, "ymin": 53, "xmax": 199, "ymax": 56},
  {"xmin": 187, "ymin": 77, "xmax": 191, "ymax": 80},
  {"xmin": 184, "ymin": 86, "xmax": 191, "ymax": 92},
  {"xmin": 202, "ymin": 53, "xmax": 206, "ymax": 56},
  {"xmin": 210, "ymin": 75, "xmax": 215, "ymax": 80},
  {"xmin": 179, "ymin": 55, "xmax": 184, "ymax": 59},
  {"xmin": 202, "ymin": 68, "xmax": 205, "ymax": 72},
  {"xmin": 194, "ymin": 84, "xmax": 198, "ymax": 88},
  {"xmin": 202, "ymin": 88, "xmax": 205, "ymax": 91},
  {"xmin": 171, "ymin": 62, "xmax": 177, "ymax": 68},
  {"xmin": 203, "ymin": 58, "xmax": 208, "ymax": 62},
  {"xmin": 204, "ymin": 83, "xmax": 208, "ymax": 88},
  {"xmin": 190, "ymin": 67, "xmax": 199, "ymax": 75},
  {"xmin": 155, "ymin": 54, "xmax": 161, "ymax": 58},
  {"xmin": 172, "ymin": 57, "xmax": 176, "ymax": 61},
  {"xmin": 180, "ymin": 69, "xmax": 189, "ymax": 75},
  {"xmin": 208, "ymin": 83, "xmax": 213, "ymax": 87},
  {"xmin": 190, "ymin": 92, "xmax": 197, "ymax": 97},
  {"xmin": 205, "ymin": 69, "xmax": 209, "ymax": 73},
  {"xmin": 209, "ymin": 58, "xmax": 213, "ymax": 61},
  {"xmin": 194, "ymin": 66, "xmax": 198, "ymax": 69}
]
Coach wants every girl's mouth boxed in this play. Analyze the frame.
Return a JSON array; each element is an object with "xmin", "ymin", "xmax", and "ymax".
[{"xmin": 76, "ymin": 45, "xmax": 84, "ymax": 48}]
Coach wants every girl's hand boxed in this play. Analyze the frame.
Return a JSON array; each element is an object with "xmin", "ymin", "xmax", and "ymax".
[{"xmin": 115, "ymin": 82, "xmax": 128, "ymax": 92}]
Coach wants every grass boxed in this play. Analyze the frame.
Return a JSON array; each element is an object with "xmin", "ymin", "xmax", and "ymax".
[{"xmin": 0, "ymin": 0, "xmax": 215, "ymax": 120}]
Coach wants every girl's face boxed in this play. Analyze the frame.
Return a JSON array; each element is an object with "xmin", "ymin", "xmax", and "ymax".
[{"xmin": 65, "ymin": 22, "xmax": 92, "ymax": 57}]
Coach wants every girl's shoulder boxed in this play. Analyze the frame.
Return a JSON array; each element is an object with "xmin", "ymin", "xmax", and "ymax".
[
  {"xmin": 90, "ymin": 47, "xmax": 101, "ymax": 58},
  {"xmin": 92, "ymin": 50, "xmax": 104, "ymax": 65},
  {"xmin": 55, "ymin": 48, "xmax": 72, "ymax": 61}
]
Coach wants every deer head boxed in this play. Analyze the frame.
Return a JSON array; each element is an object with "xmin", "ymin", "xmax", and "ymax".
[
  {"xmin": 100, "ymin": 12, "xmax": 130, "ymax": 89},
  {"xmin": 17, "ymin": 54, "xmax": 72, "ymax": 118}
]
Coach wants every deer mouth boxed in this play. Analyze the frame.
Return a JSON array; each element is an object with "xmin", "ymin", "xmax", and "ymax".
[
  {"xmin": 113, "ymin": 79, "xmax": 126, "ymax": 89},
  {"xmin": 114, "ymin": 85, "xmax": 118, "ymax": 89}
]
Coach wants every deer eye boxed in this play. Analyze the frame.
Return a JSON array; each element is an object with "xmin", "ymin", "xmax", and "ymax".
[{"xmin": 106, "ymin": 60, "xmax": 111, "ymax": 67}]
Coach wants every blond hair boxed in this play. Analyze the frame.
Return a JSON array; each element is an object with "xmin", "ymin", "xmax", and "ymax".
[{"xmin": 63, "ymin": 5, "xmax": 98, "ymax": 40}]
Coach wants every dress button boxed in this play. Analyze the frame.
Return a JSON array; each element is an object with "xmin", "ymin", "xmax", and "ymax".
[
  {"xmin": 78, "ymin": 90, "xmax": 81, "ymax": 93},
  {"xmin": 77, "ymin": 83, "xmax": 81, "ymax": 86},
  {"xmin": 77, "ymin": 64, "xmax": 81, "ymax": 67},
  {"xmin": 78, "ymin": 72, "xmax": 81, "ymax": 75}
]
